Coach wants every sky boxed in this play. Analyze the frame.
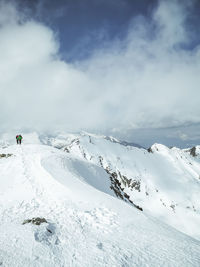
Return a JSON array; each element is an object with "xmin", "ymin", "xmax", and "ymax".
[{"xmin": 0, "ymin": 0, "xmax": 200, "ymax": 147}]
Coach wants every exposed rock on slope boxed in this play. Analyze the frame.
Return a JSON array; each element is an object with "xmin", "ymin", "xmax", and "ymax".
[{"xmin": 46, "ymin": 132, "xmax": 200, "ymax": 240}]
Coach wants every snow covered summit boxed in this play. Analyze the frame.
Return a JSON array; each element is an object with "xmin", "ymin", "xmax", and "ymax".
[
  {"xmin": 46, "ymin": 132, "xmax": 200, "ymax": 239},
  {"xmin": 0, "ymin": 132, "xmax": 199, "ymax": 266}
]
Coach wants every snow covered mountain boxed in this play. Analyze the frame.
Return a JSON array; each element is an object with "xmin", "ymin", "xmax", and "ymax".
[
  {"xmin": 0, "ymin": 132, "xmax": 200, "ymax": 266},
  {"xmin": 45, "ymin": 132, "xmax": 200, "ymax": 239}
]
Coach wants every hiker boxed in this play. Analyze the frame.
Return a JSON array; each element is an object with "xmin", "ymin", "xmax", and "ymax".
[{"xmin": 16, "ymin": 135, "xmax": 23, "ymax": 144}]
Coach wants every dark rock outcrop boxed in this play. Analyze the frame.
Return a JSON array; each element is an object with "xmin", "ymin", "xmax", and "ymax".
[
  {"xmin": 0, "ymin": 154, "xmax": 12, "ymax": 158},
  {"xmin": 106, "ymin": 168, "xmax": 143, "ymax": 211},
  {"xmin": 22, "ymin": 217, "xmax": 47, "ymax": 225},
  {"xmin": 189, "ymin": 147, "xmax": 197, "ymax": 157},
  {"xmin": 147, "ymin": 147, "xmax": 153, "ymax": 153}
]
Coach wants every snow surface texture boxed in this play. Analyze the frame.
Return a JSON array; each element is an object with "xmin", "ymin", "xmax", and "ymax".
[{"xmin": 0, "ymin": 132, "xmax": 199, "ymax": 266}]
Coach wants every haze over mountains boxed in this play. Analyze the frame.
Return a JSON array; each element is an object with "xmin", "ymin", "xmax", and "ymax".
[{"xmin": 0, "ymin": 0, "xmax": 200, "ymax": 147}]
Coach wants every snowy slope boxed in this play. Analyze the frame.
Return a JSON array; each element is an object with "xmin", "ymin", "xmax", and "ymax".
[
  {"xmin": 0, "ymin": 133, "xmax": 200, "ymax": 266},
  {"xmin": 46, "ymin": 132, "xmax": 200, "ymax": 240}
]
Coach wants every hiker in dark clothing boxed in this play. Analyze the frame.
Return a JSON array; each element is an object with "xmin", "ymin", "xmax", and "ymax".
[{"xmin": 16, "ymin": 135, "xmax": 23, "ymax": 144}]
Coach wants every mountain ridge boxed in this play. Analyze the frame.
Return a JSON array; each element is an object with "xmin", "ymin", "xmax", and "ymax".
[
  {"xmin": 43, "ymin": 132, "xmax": 200, "ymax": 240},
  {"xmin": 0, "ymin": 132, "xmax": 199, "ymax": 266}
]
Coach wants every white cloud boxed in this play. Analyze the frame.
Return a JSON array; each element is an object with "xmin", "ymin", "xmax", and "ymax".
[
  {"xmin": 0, "ymin": 0, "xmax": 199, "ymax": 133},
  {"xmin": 179, "ymin": 132, "xmax": 188, "ymax": 141}
]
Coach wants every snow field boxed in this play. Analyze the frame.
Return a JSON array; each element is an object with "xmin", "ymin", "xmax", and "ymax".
[{"xmin": 0, "ymin": 135, "xmax": 199, "ymax": 266}]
